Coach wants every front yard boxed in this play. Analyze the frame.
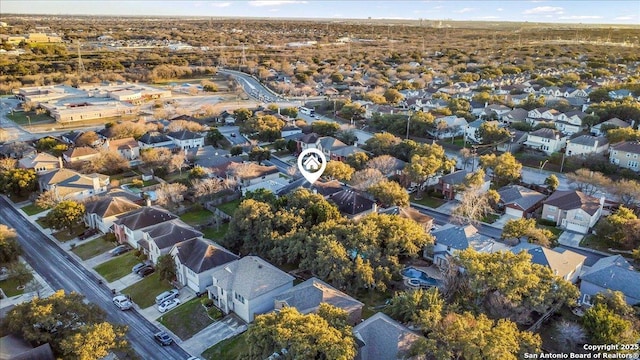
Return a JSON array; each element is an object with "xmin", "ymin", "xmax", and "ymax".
[
  {"xmin": 21, "ymin": 203, "xmax": 46, "ymax": 216},
  {"xmin": 0, "ymin": 276, "xmax": 26, "ymax": 297},
  {"xmin": 94, "ymin": 252, "xmax": 140, "ymax": 282},
  {"xmin": 72, "ymin": 235, "xmax": 117, "ymax": 260},
  {"xmin": 52, "ymin": 225, "xmax": 87, "ymax": 242},
  {"xmin": 580, "ymin": 234, "xmax": 612, "ymax": 253},
  {"xmin": 202, "ymin": 332, "xmax": 248, "ymax": 360},
  {"xmin": 121, "ymin": 273, "xmax": 173, "ymax": 309},
  {"xmin": 180, "ymin": 208, "xmax": 213, "ymax": 226},
  {"xmin": 410, "ymin": 194, "xmax": 447, "ymax": 208},
  {"xmin": 157, "ymin": 297, "xmax": 215, "ymax": 340}
]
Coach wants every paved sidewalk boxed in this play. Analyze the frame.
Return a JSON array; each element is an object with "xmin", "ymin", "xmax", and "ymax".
[
  {"xmin": 181, "ymin": 314, "xmax": 247, "ymax": 357},
  {"xmin": 436, "ymin": 201, "xmax": 458, "ymax": 215},
  {"xmin": 0, "ymin": 258, "xmax": 55, "ymax": 310}
]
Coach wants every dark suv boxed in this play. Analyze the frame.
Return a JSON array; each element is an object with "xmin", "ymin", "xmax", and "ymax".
[
  {"xmin": 138, "ymin": 266, "xmax": 155, "ymax": 277},
  {"xmin": 154, "ymin": 331, "xmax": 173, "ymax": 346}
]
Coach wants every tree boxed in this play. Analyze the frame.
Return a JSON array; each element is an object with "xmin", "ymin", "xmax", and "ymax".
[
  {"xmin": 351, "ymin": 168, "xmax": 385, "ymax": 190},
  {"xmin": 311, "ymin": 121, "xmax": 340, "ymax": 136},
  {"xmin": 502, "ymin": 218, "xmax": 553, "ymax": 247},
  {"xmin": 555, "ymin": 320, "xmax": 587, "ymax": 351},
  {"xmin": 75, "ymin": 131, "xmax": 99, "ymax": 147},
  {"xmin": 156, "ymin": 254, "xmax": 176, "ymax": 282},
  {"xmin": 168, "ymin": 120, "xmax": 204, "ymax": 133},
  {"xmin": 60, "ymin": 322, "xmax": 128, "ymax": 360},
  {"xmin": 233, "ymin": 108, "xmax": 252, "ymax": 124},
  {"xmin": 452, "ymin": 187, "xmax": 495, "ymax": 225},
  {"xmin": 566, "ymin": 168, "xmax": 612, "ymax": 196},
  {"xmin": 404, "ymin": 144, "xmax": 454, "ymax": 195},
  {"xmin": 387, "ymin": 287, "xmax": 444, "ymax": 327},
  {"xmin": 367, "ymin": 155, "xmax": 398, "ymax": 176},
  {"xmin": 245, "ymin": 306, "xmax": 356, "ymax": 360},
  {"xmin": 272, "ymin": 138, "xmax": 287, "ymax": 151},
  {"xmin": 0, "ymin": 168, "xmax": 37, "ymax": 197},
  {"xmin": 207, "ymin": 128, "xmax": 225, "ymax": 147},
  {"xmin": 582, "ymin": 303, "xmax": 637, "ymax": 344},
  {"xmin": 324, "ymin": 161, "xmax": 355, "ymax": 182},
  {"xmin": 9, "ymin": 261, "xmax": 33, "ymax": 287},
  {"xmin": 383, "ymin": 88, "xmax": 404, "ymax": 104},
  {"xmin": 480, "ymin": 152, "xmax": 522, "ymax": 186},
  {"xmin": 155, "ymin": 183, "xmax": 187, "ymax": 210},
  {"xmin": 191, "ymin": 178, "xmax": 228, "ymax": 202},
  {"xmin": 477, "ymin": 121, "xmax": 511, "ymax": 145},
  {"xmin": 242, "ymin": 115, "xmax": 285, "ymax": 142},
  {"xmin": 189, "ymin": 166, "xmax": 207, "ymax": 179},
  {"xmin": 605, "ymin": 127, "xmax": 640, "ymax": 144},
  {"xmin": 338, "ymin": 102, "xmax": 365, "ymax": 120},
  {"xmin": 0, "ymin": 224, "xmax": 21, "ymax": 263},
  {"xmin": 594, "ymin": 206, "xmax": 639, "ymax": 249},
  {"xmin": 368, "ymin": 179, "xmax": 409, "ymax": 207},
  {"xmin": 5, "ymin": 290, "xmax": 125, "ymax": 357},
  {"xmin": 345, "ymin": 152, "xmax": 370, "ymax": 171},
  {"xmin": 230, "ymin": 145, "xmax": 243, "ymax": 156},
  {"xmin": 611, "ymin": 179, "xmax": 640, "ymax": 207},
  {"xmin": 544, "ymin": 174, "xmax": 560, "ymax": 192},
  {"xmin": 168, "ymin": 150, "xmax": 187, "ymax": 175},
  {"xmin": 108, "ymin": 121, "xmax": 146, "ymax": 139},
  {"xmin": 35, "ymin": 190, "xmax": 60, "ymax": 209},
  {"xmin": 0, "ymin": 157, "xmax": 17, "ymax": 171},
  {"xmin": 140, "ymin": 148, "xmax": 172, "ymax": 169},
  {"xmin": 365, "ymin": 133, "xmax": 402, "ymax": 156},
  {"xmin": 83, "ymin": 150, "xmax": 130, "ymax": 175},
  {"xmin": 248, "ymin": 147, "xmax": 271, "ymax": 164},
  {"xmin": 45, "ymin": 200, "xmax": 85, "ymax": 234}
]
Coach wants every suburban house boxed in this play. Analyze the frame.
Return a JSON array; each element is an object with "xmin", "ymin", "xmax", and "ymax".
[
  {"xmin": 479, "ymin": 104, "xmax": 511, "ymax": 120},
  {"xmin": 112, "ymin": 206, "xmax": 178, "ymax": 249},
  {"xmin": 193, "ymin": 146, "xmax": 243, "ymax": 178},
  {"xmin": 465, "ymin": 119, "xmax": 492, "ymax": 144},
  {"xmin": 439, "ymin": 169, "xmax": 490, "ymax": 201},
  {"xmin": 281, "ymin": 125, "xmax": 302, "ymax": 138},
  {"xmin": 524, "ymin": 128, "xmax": 567, "ymax": 155},
  {"xmin": 541, "ymin": 190, "xmax": 604, "ymax": 234},
  {"xmin": 274, "ymin": 277, "xmax": 364, "ymax": 325},
  {"xmin": 83, "ymin": 190, "xmax": 142, "ymax": 233},
  {"xmin": 226, "ymin": 162, "xmax": 280, "ymax": 187},
  {"xmin": 527, "ymin": 107, "xmax": 560, "ymax": 123},
  {"xmin": 379, "ymin": 206, "xmax": 434, "ymax": 233},
  {"xmin": 497, "ymin": 185, "xmax": 546, "ymax": 218},
  {"xmin": 141, "ymin": 220, "xmax": 203, "ymax": 264},
  {"xmin": 38, "ymin": 168, "xmax": 109, "ymax": 201},
  {"xmin": 352, "ymin": 312, "xmax": 424, "ymax": 360},
  {"xmin": 104, "ymin": 137, "xmax": 140, "ymax": 160},
  {"xmin": 137, "ymin": 131, "xmax": 176, "ymax": 150},
  {"xmin": 327, "ymin": 189, "xmax": 377, "ymax": 219},
  {"xmin": 61, "ymin": 131, "xmax": 84, "ymax": 145},
  {"xmin": 425, "ymin": 223, "xmax": 495, "ymax": 267},
  {"xmin": 555, "ymin": 111, "xmax": 587, "ymax": 135},
  {"xmin": 296, "ymin": 133, "xmax": 366, "ymax": 161},
  {"xmin": 276, "ymin": 178, "xmax": 344, "ymax": 197},
  {"xmin": 609, "ymin": 141, "xmax": 640, "ymax": 172},
  {"xmin": 18, "ymin": 152, "xmax": 62, "ymax": 174},
  {"xmin": 62, "ymin": 146, "xmax": 99, "ymax": 163},
  {"xmin": 565, "ymin": 135, "xmax": 609, "ymax": 157},
  {"xmin": 501, "ymin": 108, "xmax": 528, "ymax": 125},
  {"xmin": 579, "ymin": 255, "xmax": 640, "ymax": 306},
  {"xmin": 591, "ymin": 117, "xmax": 630, "ymax": 136},
  {"xmin": 496, "ymin": 130, "xmax": 527, "ymax": 153},
  {"xmin": 0, "ymin": 141, "xmax": 37, "ymax": 159},
  {"xmin": 167, "ymin": 130, "xmax": 205, "ymax": 150},
  {"xmin": 171, "ymin": 238, "xmax": 239, "ymax": 294},
  {"xmin": 427, "ymin": 116, "xmax": 468, "ymax": 139},
  {"xmin": 207, "ymin": 256, "xmax": 295, "ymax": 323},
  {"xmin": 241, "ymin": 178, "xmax": 290, "ymax": 196},
  {"xmin": 510, "ymin": 243, "xmax": 585, "ymax": 283}
]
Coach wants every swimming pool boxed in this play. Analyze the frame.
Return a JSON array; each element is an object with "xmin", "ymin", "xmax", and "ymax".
[{"xmin": 401, "ymin": 267, "xmax": 440, "ymax": 288}]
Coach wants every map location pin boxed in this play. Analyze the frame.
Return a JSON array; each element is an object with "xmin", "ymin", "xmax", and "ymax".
[{"xmin": 297, "ymin": 148, "xmax": 327, "ymax": 184}]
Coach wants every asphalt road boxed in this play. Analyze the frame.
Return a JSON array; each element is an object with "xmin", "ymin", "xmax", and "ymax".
[
  {"xmin": 411, "ymin": 202, "xmax": 504, "ymax": 239},
  {"xmin": 0, "ymin": 197, "xmax": 190, "ymax": 360}
]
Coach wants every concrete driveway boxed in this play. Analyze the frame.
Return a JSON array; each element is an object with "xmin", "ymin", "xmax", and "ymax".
[
  {"xmin": 493, "ymin": 214, "xmax": 520, "ymax": 228},
  {"xmin": 182, "ymin": 314, "xmax": 247, "ymax": 357},
  {"xmin": 558, "ymin": 231, "xmax": 584, "ymax": 248}
]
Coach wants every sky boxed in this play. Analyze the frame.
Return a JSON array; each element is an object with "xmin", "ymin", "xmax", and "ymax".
[{"xmin": 3, "ymin": 1, "xmax": 640, "ymax": 25}]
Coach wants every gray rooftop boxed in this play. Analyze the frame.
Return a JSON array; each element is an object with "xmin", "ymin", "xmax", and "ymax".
[
  {"xmin": 211, "ymin": 256, "xmax": 294, "ymax": 300},
  {"xmin": 174, "ymin": 238, "xmax": 238, "ymax": 274},
  {"xmin": 511, "ymin": 243, "xmax": 585, "ymax": 278},
  {"xmin": 570, "ymin": 135, "xmax": 607, "ymax": 147},
  {"xmin": 144, "ymin": 220, "xmax": 202, "ymax": 250},
  {"xmin": 498, "ymin": 185, "xmax": 546, "ymax": 211},
  {"xmin": 581, "ymin": 255, "xmax": 640, "ymax": 302},
  {"xmin": 353, "ymin": 312, "xmax": 423, "ymax": 360},
  {"xmin": 114, "ymin": 206, "xmax": 178, "ymax": 230},
  {"xmin": 274, "ymin": 277, "xmax": 363, "ymax": 315},
  {"xmin": 432, "ymin": 223, "xmax": 494, "ymax": 251}
]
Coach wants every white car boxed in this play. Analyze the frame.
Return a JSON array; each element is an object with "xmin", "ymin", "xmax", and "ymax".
[
  {"xmin": 157, "ymin": 298, "xmax": 181, "ymax": 313},
  {"xmin": 113, "ymin": 295, "xmax": 132, "ymax": 311}
]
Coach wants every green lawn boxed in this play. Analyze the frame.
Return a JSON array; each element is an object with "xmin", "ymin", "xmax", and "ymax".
[
  {"xmin": 217, "ymin": 199, "xmax": 241, "ymax": 216},
  {"xmin": 142, "ymin": 179, "xmax": 159, "ymax": 187},
  {"xmin": 539, "ymin": 225, "xmax": 563, "ymax": 241},
  {"xmin": 481, "ymin": 213, "xmax": 500, "ymax": 224},
  {"xmin": 121, "ymin": 273, "xmax": 173, "ymax": 309},
  {"xmin": 21, "ymin": 203, "xmax": 46, "ymax": 216},
  {"xmin": 52, "ymin": 225, "xmax": 86, "ymax": 242},
  {"xmin": 157, "ymin": 298, "xmax": 215, "ymax": 340},
  {"xmin": 410, "ymin": 194, "xmax": 447, "ymax": 208},
  {"xmin": 202, "ymin": 223, "xmax": 229, "ymax": 240},
  {"xmin": 72, "ymin": 235, "xmax": 117, "ymax": 260},
  {"xmin": 180, "ymin": 208, "xmax": 213, "ymax": 226},
  {"xmin": 202, "ymin": 332, "xmax": 248, "ymax": 360},
  {"xmin": 580, "ymin": 234, "xmax": 612, "ymax": 253},
  {"xmin": 7, "ymin": 111, "xmax": 54, "ymax": 125},
  {"xmin": 162, "ymin": 172, "xmax": 189, "ymax": 183},
  {"xmin": 0, "ymin": 276, "xmax": 26, "ymax": 297},
  {"xmin": 35, "ymin": 217, "xmax": 49, "ymax": 229},
  {"xmin": 358, "ymin": 289, "xmax": 391, "ymax": 320},
  {"xmin": 94, "ymin": 252, "xmax": 140, "ymax": 282}
]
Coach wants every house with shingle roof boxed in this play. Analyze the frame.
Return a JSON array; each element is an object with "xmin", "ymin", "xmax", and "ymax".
[
  {"xmin": 0, "ymin": 141, "xmax": 36, "ymax": 159},
  {"xmin": 61, "ymin": 130, "xmax": 84, "ymax": 145},
  {"xmin": 18, "ymin": 152, "xmax": 61, "ymax": 174},
  {"xmin": 62, "ymin": 146, "xmax": 99, "ymax": 163},
  {"xmin": 83, "ymin": 190, "xmax": 142, "ymax": 233},
  {"xmin": 167, "ymin": 130, "xmax": 205, "ymax": 150},
  {"xmin": 104, "ymin": 137, "xmax": 140, "ymax": 160},
  {"xmin": 207, "ymin": 256, "xmax": 295, "ymax": 323},
  {"xmin": 142, "ymin": 220, "xmax": 203, "ymax": 264},
  {"xmin": 579, "ymin": 255, "xmax": 640, "ymax": 306},
  {"xmin": 425, "ymin": 223, "xmax": 495, "ymax": 267},
  {"xmin": 327, "ymin": 189, "xmax": 377, "ymax": 219},
  {"xmin": 226, "ymin": 162, "xmax": 279, "ymax": 187},
  {"xmin": 511, "ymin": 243, "xmax": 586, "ymax": 283},
  {"xmin": 427, "ymin": 116, "xmax": 468, "ymax": 139},
  {"xmin": 379, "ymin": 206, "xmax": 434, "ymax": 233},
  {"xmin": 555, "ymin": 111, "xmax": 588, "ymax": 135},
  {"xmin": 112, "ymin": 206, "xmax": 178, "ymax": 248},
  {"xmin": 274, "ymin": 277, "xmax": 364, "ymax": 325},
  {"xmin": 565, "ymin": 135, "xmax": 609, "ymax": 157},
  {"xmin": 38, "ymin": 168, "xmax": 109, "ymax": 201},
  {"xmin": 171, "ymin": 238, "xmax": 239, "ymax": 294},
  {"xmin": 541, "ymin": 190, "xmax": 604, "ymax": 234},
  {"xmin": 497, "ymin": 185, "xmax": 546, "ymax": 218},
  {"xmin": 276, "ymin": 178, "xmax": 344, "ymax": 197},
  {"xmin": 438, "ymin": 169, "xmax": 490, "ymax": 201},
  {"xmin": 609, "ymin": 141, "xmax": 640, "ymax": 172},
  {"xmin": 524, "ymin": 128, "xmax": 567, "ymax": 155},
  {"xmin": 591, "ymin": 117, "xmax": 630, "ymax": 136},
  {"xmin": 352, "ymin": 312, "xmax": 424, "ymax": 360},
  {"xmin": 137, "ymin": 131, "xmax": 176, "ymax": 150}
]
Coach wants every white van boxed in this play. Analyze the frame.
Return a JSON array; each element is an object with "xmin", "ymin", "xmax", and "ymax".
[{"xmin": 155, "ymin": 289, "xmax": 179, "ymax": 305}]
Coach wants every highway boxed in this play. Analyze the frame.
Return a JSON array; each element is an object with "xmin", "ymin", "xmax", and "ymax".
[{"xmin": 0, "ymin": 197, "xmax": 190, "ymax": 359}]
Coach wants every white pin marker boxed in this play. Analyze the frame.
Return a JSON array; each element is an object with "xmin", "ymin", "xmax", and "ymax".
[{"xmin": 297, "ymin": 148, "xmax": 327, "ymax": 184}]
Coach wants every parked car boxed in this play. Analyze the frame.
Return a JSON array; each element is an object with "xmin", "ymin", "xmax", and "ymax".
[
  {"xmin": 135, "ymin": 264, "xmax": 153, "ymax": 275},
  {"xmin": 78, "ymin": 228, "xmax": 98, "ymax": 240},
  {"xmin": 110, "ymin": 245, "xmax": 131, "ymax": 257},
  {"xmin": 154, "ymin": 331, "xmax": 173, "ymax": 346},
  {"xmin": 157, "ymin": 298, "xmax": 181, "ymax": 313},
  {"xmin": 138, "ymin": 266, "xmax": 155, "ymax": 277},
  {"xmin": 155, "ymin": 289, "xmax": 180, "ymax": 305},
  {"xmin": 112, "ymin": 295, "xmax": 132, "ymax": 311},
  {"xmin": 132, "ymin": 263, "xmax": 147, "ymax": 273}
]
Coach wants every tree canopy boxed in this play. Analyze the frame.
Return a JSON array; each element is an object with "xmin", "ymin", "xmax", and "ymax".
[
  {"xmin": 44, "ymin": 200, "xmax": 86, "ymax": 234},
  {"xmin": 0, "ymin": 224, "xmax": 21, "ymax": 263}
]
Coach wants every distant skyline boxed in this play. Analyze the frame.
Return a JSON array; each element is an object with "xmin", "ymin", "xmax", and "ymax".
[{"xmin": 3, "ymin": 1, "xmax": 639, "ymax": 25}]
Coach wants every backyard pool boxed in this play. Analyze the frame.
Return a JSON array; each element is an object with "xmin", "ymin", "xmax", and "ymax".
[
  {"xmin": 121, "ymin": 185, "xmax": 158, "ymax": 201},
  {"xmin": 401, "ymin": 267, "xmax": 440, "ymax": 288}
]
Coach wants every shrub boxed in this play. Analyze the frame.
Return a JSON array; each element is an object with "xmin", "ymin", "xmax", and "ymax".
[
  {"xmin": 207, "ymin": 306, "xmax": 222, "ymax": 320},
  {"xmin": 131, "ymin": 179, "xmax": 144, "ymax": 188},
  {"xmin": 201, "ymin": 298, "xmax": 214, "ymax": 307},
  {"xmin": 538, "ymin": 219, "xmax": 557, "ymax": 227}
]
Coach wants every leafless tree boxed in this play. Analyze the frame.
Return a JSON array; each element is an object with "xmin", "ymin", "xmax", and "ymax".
[
  {"xmin": 351, "ymin": 168, "xmax": 385, "ymax": 190},
  {"xmin": 168, "ymin": 150, "xmax": 187, "ymax": 175},
  {"xmin": 451, "ymin": 188, "xmax": 494, "ymax": 225},
  {"xmin": 367, "ymin": 155, "xmax": 397, "ymax": 176},
  {"xmin": 35, "ymin": 190, "xmax": 60, "ymax": 210},
  {"xmin": 167, "ymin": 120, "xmax": 204, "ymax": 132},
  {"xmin": 0, "ymin": 158, "xmax": 17, "ymax": 171},
  {"xmin": 611, "ymin": 179, "xmax": 640, "ymax": 207},
  {"xmin": 155, "ymin": 182, "xmax": 187, "ymax": 210},
  {"xmin": 191, "ymin": 178, "xmax": 229, "ymax": 202},
  {"xmin": 555, "ymin": 320, "xmax": 587, "ymax": 351},
  {"xmin": 566, "ymin": 168, "xmax": 612, "ymax": 196}
]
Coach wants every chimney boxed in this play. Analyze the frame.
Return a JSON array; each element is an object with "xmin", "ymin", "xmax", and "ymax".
[
  {"xmin": 58, "ymin": 156, "xmax": 64, "ymax": 169},
  {"xmin": 599, "ymin": 196, "xmax": 605, "ymax": 207},
  {"xmin": 484, "ymin": 101, "xmax": 488, "ymax": 108}
]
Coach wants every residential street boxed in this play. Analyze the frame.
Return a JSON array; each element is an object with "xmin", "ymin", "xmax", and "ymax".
[{"xmin": 0, "ymin": 196, "xmax": 191, "ymax": 359}]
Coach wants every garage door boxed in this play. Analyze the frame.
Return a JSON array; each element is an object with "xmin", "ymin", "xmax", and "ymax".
[{"xmin": 505, "ymin": 207, "xmax": 524, "ymax": 218}]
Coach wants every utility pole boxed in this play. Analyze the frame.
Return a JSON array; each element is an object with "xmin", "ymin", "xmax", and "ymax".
[{"xmin": 77, "ymin": 41, "xmax": 85, "ymax": 76}]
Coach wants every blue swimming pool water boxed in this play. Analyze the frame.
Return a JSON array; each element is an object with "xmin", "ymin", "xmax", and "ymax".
[{"xmin": 401, "ymin": 267, "xmax": 440, "ymax": 287}]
